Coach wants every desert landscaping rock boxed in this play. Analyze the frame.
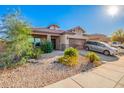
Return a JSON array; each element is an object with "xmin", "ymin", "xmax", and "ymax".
[
  {"xmin": 28, "ymin": 59, "xmax": 39, "ymax": 63},
  {"xmin": 0, "ymin": 51, "xmax": 90, "ymax": 88}
]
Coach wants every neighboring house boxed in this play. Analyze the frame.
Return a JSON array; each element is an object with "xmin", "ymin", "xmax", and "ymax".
[
  {"xmin": 31, "ymin": 24, "xmax": 88, "ymax": 50},
  {"xmin": 86, "ymin": 34, "xmax": 110, "ymax": 43}
]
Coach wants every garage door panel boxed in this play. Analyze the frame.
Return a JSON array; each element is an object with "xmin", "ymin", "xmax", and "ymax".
[{"xmin": 69, "ymin": 38, "xmax": 86, "ymax": 50}]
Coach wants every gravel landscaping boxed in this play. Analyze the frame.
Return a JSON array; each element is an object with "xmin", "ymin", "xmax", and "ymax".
[{"xmin": 0, "ymin": 51, "xmax": 95, "ymax": 88}]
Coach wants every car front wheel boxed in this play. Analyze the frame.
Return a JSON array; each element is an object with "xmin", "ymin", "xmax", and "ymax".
[{"xmin": 103, "ymin": 50, "xmax": 110, "ymax": 56}]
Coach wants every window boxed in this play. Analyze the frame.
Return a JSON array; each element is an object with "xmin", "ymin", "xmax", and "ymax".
[
  {"xmin": 33, "ymin": 38, "xmax": 41, "ymax": 47},
  {"xmin": 97, "ymin": 42, "xmax": 105, "ymax": 47},
  {"xmin": 91, "ymin": 42, "xmax": 97, "ymax": 45},
  {"xmin": 86, "ymin": 41, "xmax": 97, "ymax": 45}
]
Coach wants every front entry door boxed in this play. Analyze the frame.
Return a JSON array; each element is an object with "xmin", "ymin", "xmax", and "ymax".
[{"xmin": 51, "ymin": 39, "xmax": 56, "ymax": 49}]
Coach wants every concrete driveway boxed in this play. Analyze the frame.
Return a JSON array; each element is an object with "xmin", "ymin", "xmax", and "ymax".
[{"xmin": 80, "ymin": 50, "xmax": 119, "ymax": 62}]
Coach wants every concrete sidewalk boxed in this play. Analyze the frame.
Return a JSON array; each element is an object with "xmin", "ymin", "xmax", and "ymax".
[{"xmin": 44, "ymin": 56, "xmax": 124, "ymax": 88}]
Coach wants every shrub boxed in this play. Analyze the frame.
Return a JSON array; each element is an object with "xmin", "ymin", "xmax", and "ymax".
[
  {"xmin": 0, "ymin": 40, "xmax": 6, "ymax": 52},
  {"xmin": 64, "ymin": 47, "xmax": 78, "ymax": 57},
  {"xmin": 86, "ymin": 52, "xmax": 100, "ymax": 62},
  {"xmin": 85, "ymin": 52, "xmax": 101, "ymax": 67},
  {"xmin": 27, "ymin": 48, "xmax": 43, "ymax": 59},
  {"xmin": 58, "ymin": 47, "xmax": 79, "ymax": 66},
  {"xmin": 58, "ymin": 55, "xmax": 78, "ymax": 66},
  {"xmin": 6, "ymin": 57, "xmax": 27, "ymax": 69},
  {"xmin": 41, "ymin": 40, "xmax": 53, "ymax": 53}
]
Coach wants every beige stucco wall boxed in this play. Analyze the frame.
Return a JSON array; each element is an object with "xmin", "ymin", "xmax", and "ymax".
[
  {"xmin": 60, "ymin": 35, "xmax": 68, "ymax": 44},
  {"xmin": 60, "ymin": 35, "xmax": 67, "ymax": 50}
]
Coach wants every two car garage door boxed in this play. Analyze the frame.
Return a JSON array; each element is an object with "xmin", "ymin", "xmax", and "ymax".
[{"xmin": 69, "ymin": 38, "xmax": 86, "ymax": 50}]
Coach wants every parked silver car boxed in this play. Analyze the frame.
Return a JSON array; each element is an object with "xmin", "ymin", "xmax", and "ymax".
[
  {"xmin": 84, "ymin": 40, "xmax": 118, "ymax": 56},
  {"xmin": 111, "ymin": 42, "xmax": 124, "ymax": 49}
]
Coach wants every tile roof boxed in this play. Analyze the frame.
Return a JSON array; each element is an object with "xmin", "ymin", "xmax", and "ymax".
[
  {"xmin": 32, "ymin": 26, "xmax": 85, "ymax": 35},
  {"xmin": 32, "ymin": 27, "xmax": 65, "ymax": 34}
]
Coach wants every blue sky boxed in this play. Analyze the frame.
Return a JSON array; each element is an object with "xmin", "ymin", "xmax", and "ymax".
[{"xmin": 0, "ymin": 5, "xmax": 124, "ymax": 36}]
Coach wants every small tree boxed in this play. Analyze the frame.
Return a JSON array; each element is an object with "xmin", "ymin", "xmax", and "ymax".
[
  {"xmin": 0, "ymin": 9, "xmax": 33, "ymax": 68},
  {"xmin": 111, "ymin": 29, "xmax": 124, "ymax": 43}
]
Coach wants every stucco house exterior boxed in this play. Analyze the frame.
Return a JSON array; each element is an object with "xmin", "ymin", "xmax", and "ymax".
[{"xmin": 31, "ymin": 24, "xmax": 89, "ymax": 50}]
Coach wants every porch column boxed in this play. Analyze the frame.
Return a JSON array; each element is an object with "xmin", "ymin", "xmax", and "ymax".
[{"xmin": 47, "ymin": 34, "xmax": 51, "ymax": 42}]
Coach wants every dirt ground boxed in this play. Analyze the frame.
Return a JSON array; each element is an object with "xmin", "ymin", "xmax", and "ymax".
[{"xmin": 0, "ymin": 51, "xmax": 93, "ymax": 88}]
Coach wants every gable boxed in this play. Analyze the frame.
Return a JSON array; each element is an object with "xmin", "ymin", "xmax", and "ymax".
[
  {"xmin": 67, "ymin": 26, "xmax": 85, "ymax": 35},
  {"xmin": 72, "ymin": 28, "xmax": 84, "ymax": 34}
]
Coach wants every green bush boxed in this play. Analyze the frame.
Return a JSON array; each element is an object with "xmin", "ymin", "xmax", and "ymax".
[
  {"xmin": 86, "ymin": 52, "xmax": 100, "ymax": 63},
  {"xmin": 85, "ymin": 52, "xmax": 101, "ymax": 66},
  {"xmin": 58, "ymin": 47, "xmax": 79, "ymax": 66},
  {"xmin": 64, "ymin": 47, "xmax": 78, "ymax": 57},
  {"xmin": 41, "ymin": 40, "xmax": 53, "ymax": 53},
  {"xmin": 27, "ymin": 48, "xmax": 43, "ymax": 59},
  {"xmin": 0, "ymin": 47, "xmax": 43, "ymax": 69},
  {"xmin": 58, "ymin": 55, "xmax": 78, "ymax": 66}
]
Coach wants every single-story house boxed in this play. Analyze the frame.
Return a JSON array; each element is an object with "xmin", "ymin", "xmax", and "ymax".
[{"xmin": 31, "ymin": 24, "xmax": 89, "ymax": 50}]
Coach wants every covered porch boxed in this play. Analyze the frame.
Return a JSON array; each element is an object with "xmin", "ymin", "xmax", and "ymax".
[{"xmin": 32, "ymin": 33, "xmax": 61, "ymax": 50}]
